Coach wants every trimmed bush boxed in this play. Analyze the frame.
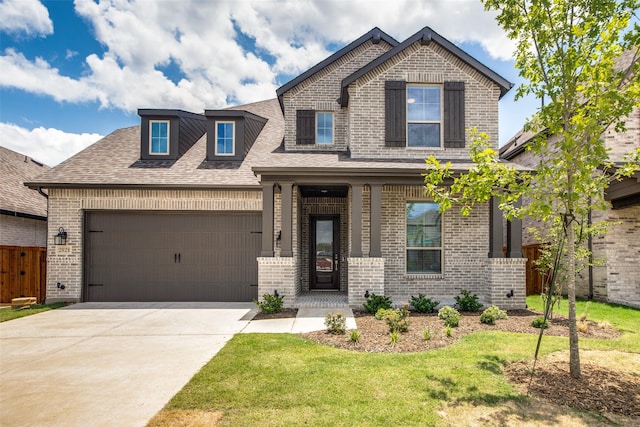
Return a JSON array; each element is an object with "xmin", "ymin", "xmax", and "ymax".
[
  {"xmin": 531, "ymin": 316, "xmax": 549, "ymax": 329},
  {"xmin": 438, "ymin": 306, "xmax": 461, "ymax": 327},
  {"xmin": 454, "ymin": 289, "xmax": 483, "ymax": 312},
  {"xmin": 363, "ymin": 293, "xmax": 392, "ymax": 314},
  {"xmin": 253, "ymin": 293, "xmax": 284, "ymax": 314},
  {"xmin": 479, "ymin": 306, "xmax": 508, "ymax": 325},
  {"xmin": 325, "ymin": 312, "xmax": 346, "ymax": 334},
  {"xmin": 409, "ymin": 294, "xmax": 440, "ymax": 313}
]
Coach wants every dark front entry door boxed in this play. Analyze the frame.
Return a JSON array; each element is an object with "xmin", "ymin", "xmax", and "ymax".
[{"xmin": 310, "ymin": 215, "xmax": 340, "ymax": 290}]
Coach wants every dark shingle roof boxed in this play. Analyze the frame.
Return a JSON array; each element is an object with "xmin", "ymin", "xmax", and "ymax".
[{"xmin": 0, "ymin": 146, "xmax": 49, "ymax": 217}]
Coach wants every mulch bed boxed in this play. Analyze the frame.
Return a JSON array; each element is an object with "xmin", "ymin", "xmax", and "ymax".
[
  {"xmin": 505, "ymin": 360, "xmax": 640, "ymax": 418},
  {"xmin": 252, "ymin": 308, "xmax": 298, "ymax": 320},
  {"xmin": 301, "ymin": 309, "xmax": 619, "ymax": 354}
]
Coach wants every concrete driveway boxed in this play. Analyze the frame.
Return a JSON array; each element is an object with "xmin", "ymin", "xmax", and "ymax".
[{"xmin": 0, "ymin": 302, "xmax": 256, "ymax": 427}]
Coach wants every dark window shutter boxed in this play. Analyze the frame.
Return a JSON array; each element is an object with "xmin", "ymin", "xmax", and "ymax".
[
  {"xmin": 385, "ymin": 80, "xmax": 406, "ymax": 147},
  {"xmin": 443, "ymin": 81, "xmax": 465, "ymax": 148},
  {"xmin": 296, "ymin": 110, "xmax": 315, "ymax": 145}
]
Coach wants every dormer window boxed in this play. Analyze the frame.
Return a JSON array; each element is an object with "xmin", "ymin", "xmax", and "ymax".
[
  {"xmin": 316, "ymin": 112, "xmax": 334, "ymax": 144},
  {"xmin": 407, "ymin": 85, "xmax": 441, "ymax": 148},
  {"xmin": 150, "ymin": 120, "xmax": 170, "ymax": 154},
  {"xmin": 215, "ymin": 121, "xmax": 235, "ymax": 156}
]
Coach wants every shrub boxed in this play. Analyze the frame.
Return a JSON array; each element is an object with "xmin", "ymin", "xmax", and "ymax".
[
  {"xmin": 253, "ymin": 293, "xmax": 284, "ymax": 314},
  {"xmin": 422, "ymin": 328, "xmax": 431, "ymax": 341},
  {"xmin": 349, "ymin": 329, "xmax": 361, "ymax": 343},
  {"xmin": 389, "ymin": 331, "xmax": 400, "ymax": 346},
  {"xmin": 479, "ymin": 306, "xmax": 508, "ymax": 325},
  {"xmin": 324, "ymin": 312, "xmax": 346, "ymax": 334},
  {"xmin": 375, "ymin": 308, "xmax": 395, "ymax": 320},
  {"xmin": 445, "ymin": 325, "xmax": 453, "ymax": 337},
  {"xmin": 577, "ymin": 321, "xmax": 589, "ymax": 333},
  {"xmin": 363, "ymin": 293, "xmax": 392, "ymax": 314},
  {"xmin": 409, "ymin": 294, "xmax": 440, "ymax": 313},
  {"xmin": 454, "ymin": 289, "xmax": 483, "ymax": 312},
  {"xmin": 383, "ymin": 307, "xmax": 410, "ymax": 333},
  {"xmin": 531, "ymin": 316, "xmax": 549, "ymax": 329},
  {"xmin": 438, "ymin": 306, "xmax": 460, "ymax": 327}
]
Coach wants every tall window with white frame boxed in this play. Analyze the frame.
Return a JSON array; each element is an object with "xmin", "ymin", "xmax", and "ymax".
[
  {"xmin": 150, "ymin": 120, "xmax": 169, "ymax": 155},
  {"xmin": 215, "ymin": 121, "xmax": 235, "ymax": 155},
  {"xmin": 316, "ymin": 112, "xmax": 333, "ymax": 144},
  {"xmin": 407, "ymin": 85, "xmax": 441, "ymax": 147},
  {"xmin": 406, "ymin": 201, "xmax": 442, "ymax": 274}
]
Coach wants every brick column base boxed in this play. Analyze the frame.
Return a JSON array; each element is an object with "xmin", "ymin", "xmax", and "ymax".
[
  {"xmin": 486, "ymin": 258, "xmax": 527, "ymax": 310},
  {"xmin": 348, "ymin": 258, "xmax": 384, "ymax": 308},
  {"xmin": 257, "ymin": 257, "xmax": 297, "ymax": 308}
]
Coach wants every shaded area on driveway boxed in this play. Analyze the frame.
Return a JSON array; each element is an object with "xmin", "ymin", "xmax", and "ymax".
[{"xmin": 0, "ymin": 302, "xmax": 255, "ymax": 427}]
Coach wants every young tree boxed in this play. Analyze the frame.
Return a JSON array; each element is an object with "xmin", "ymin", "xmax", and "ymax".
[{"xmin": 424, "ymin": 0, "xmax": 639, "ymax": 378}]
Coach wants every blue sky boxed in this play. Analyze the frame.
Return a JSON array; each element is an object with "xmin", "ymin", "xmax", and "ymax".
[{"xmin": 0, "ymin": 0, "xmax": 540, "ymax": 166}]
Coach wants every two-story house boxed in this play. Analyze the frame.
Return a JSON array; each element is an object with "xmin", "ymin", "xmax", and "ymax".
[{"xmin": 26, "ymin": 27, "xmax": 527, "ymax": 309}]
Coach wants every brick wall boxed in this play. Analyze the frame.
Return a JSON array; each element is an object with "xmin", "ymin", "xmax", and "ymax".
[
  {"xmin": 282, "ymin": 40, "xmax": 393, "ymax": 151},
  {"xmin": 46, "ymin": 188, "xmax": 262, "ymax": 302},
  {"xmin": 380, "ymin": 185, "xmax": 495, "ymax": 306},
  {"xmin": 486, "ymin": 258, "xmax": 527, "ymax": 309},
  {"xmin": 257, "ymin": 257, "xmax": 297, "ymax": 308},
  {"xmin": 348, "ymin": 42, "xmax": 502, "ymax": 160},
  {"xmin": 348, "ymin": 257, "xmax": 384, "ymax": 307},
  {"xmin": 0, "ymin": 215, "xmax": 47, "ymax": 247},
  {"xmin": 592, "ymin": 204, "xmax": 640, "ymax": 308}
]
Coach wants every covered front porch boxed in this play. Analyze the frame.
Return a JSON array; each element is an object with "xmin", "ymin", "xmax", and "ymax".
[{"xmin": 254, "ymin": 168, "xmax": 526, "ymax": 309}]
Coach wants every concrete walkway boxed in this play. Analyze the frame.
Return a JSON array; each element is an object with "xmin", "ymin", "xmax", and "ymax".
[
  {"xmin": 0, "ymin": 303, "xmax": 354, "ymax": 427},
  {"xmin": 242, "ymin": 307, "xmax": 356, "ymax": 333}
]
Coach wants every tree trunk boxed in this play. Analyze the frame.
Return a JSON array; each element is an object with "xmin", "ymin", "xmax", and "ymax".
[{"xmin": 566, "ymin": 212, "xmax": 581, "ymax": 378}]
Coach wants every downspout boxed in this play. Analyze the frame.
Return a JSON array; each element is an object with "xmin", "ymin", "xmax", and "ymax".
[{"xmin": 37, "ymin": 187, "xmax": 48, "ymax": 199}]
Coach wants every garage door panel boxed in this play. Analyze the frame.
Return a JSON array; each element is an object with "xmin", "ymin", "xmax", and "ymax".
[{"xmin": 85, "ymin": 212, "xmax": 261, "ymax": 302}]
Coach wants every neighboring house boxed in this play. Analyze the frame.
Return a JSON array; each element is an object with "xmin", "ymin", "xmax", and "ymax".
[
  {"xmin": 1, "ymin": 146, "xmax": 49, "ymax": 303},
  {"xmin": 26, "ymin": 27, "xmax": 528, "ymax": 309},
  {"xmin": 500, "ymin": 103, "xmax": 640, "ymax": 308}
]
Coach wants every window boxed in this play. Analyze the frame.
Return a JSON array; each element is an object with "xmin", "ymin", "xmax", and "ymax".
[
  {"xmin": 215, "ymin": 121, "xmax": 234, "ymax": 155},
  {"xmin": 407, "ymin": 85, "xmax": 441, "ymax": 147},
  {"xmin": 406, "ymin": 202, "xmax": 442, "ymax": 274},
  {"xmin": 150, "ymin": 120, "xmax": 169, "ymax": 154},
  {"xmin": 316, "ymin": 112, "xmax": 333, "ymax": 144}
]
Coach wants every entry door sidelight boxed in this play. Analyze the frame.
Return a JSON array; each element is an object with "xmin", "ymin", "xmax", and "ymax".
[{"xmin": 310, "ymin": 215, "xmax": 340, "ymax": 290}]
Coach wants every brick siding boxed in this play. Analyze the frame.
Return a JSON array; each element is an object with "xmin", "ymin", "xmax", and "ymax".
[{"xmin": 0, "ymin": 215, "xmax": 47, "ymax": 247}]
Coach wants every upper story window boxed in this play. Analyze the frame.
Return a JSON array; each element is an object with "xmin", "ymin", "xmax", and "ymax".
[
  {"xmin": 316, "ymin": 112, "xmax": 334, "ymax": 144},
  {"xmin": 215, "ymin": 121, "xmax": 235, "ymax": 155},
  {"xmin": 150, "ymin": 120, "xmax": 170, "ymax": 154},
  {"xmin": 407, "ymin": 85, "xmax": 441, "ymax": 147},
  {"xmin": 385, "ymin": 81, "xmax": 464, "ymax": 149},
  {"xmin": 406, "ymin": 201, "xmax": 442, "ymax": 274}
]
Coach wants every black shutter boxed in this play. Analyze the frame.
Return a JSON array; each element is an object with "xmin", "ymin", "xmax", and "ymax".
[
  {"xmin": 296, "ymin": 110, "xmax": 315, "ymax": 145},
  {"xmin": 443, "ymin": 81, "xmax": 465, "ymax": 148},
  {"xmin": 385, "ymin": 80, "xmax": 406, "ymax": 147}
]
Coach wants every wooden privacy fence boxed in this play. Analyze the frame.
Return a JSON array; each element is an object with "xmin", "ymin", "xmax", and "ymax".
[
  {"xmin": 0, "ymin": 246, "xmax": 47, "ymax": 303},
  {"xmin": 522, "ymin": 244, "xmax": 545, "ymax": 296}
]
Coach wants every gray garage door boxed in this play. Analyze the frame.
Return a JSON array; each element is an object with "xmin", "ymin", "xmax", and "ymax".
[{"xmin": 85, "ymin": 212, "xmax": 261, "ymax": 302}]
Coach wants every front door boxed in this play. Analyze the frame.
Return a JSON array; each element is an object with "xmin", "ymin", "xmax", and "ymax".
[{"xmin": 310, "ymin": 215, "xmax": 340, "ymax": 290}]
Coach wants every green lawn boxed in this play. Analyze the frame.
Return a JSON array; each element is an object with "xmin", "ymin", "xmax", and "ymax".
[
  {"xmin": 156, "ymin": 297, "xmax": 639, "ymax": 426},
  {"xmin": 0, "ymin": 302, "xmax": 67, "ymax": 322}
]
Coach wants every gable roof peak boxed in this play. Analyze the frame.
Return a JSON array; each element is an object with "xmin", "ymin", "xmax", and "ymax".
[
  {"xmin": 275, "ymin": 27, "xmax": 399, "ymax": 110},
  {"xmin": 340, "ymin": 26, "xmax": 513, "ymax": 106}
]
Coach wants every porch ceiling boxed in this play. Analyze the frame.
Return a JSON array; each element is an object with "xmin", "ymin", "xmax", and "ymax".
[{"xmin": 299, "ymin": 185, "xmax": 348, "ymax": 198}]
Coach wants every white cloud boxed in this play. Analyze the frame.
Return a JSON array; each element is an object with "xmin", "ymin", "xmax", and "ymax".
[
  {"xmin": 0, "ymin": 122, "xmax": 102, "ymax": 166},
  {"xmin": 0, "ymin": 48, "xmax": 104, "ymax": 103},
  {"xmin": 0, "ymin": 0, "xmax": 53, "ymax": 37},
  {"xmin": 1, "ymin": 0, "xmax": 515, "ymax": 117}
]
